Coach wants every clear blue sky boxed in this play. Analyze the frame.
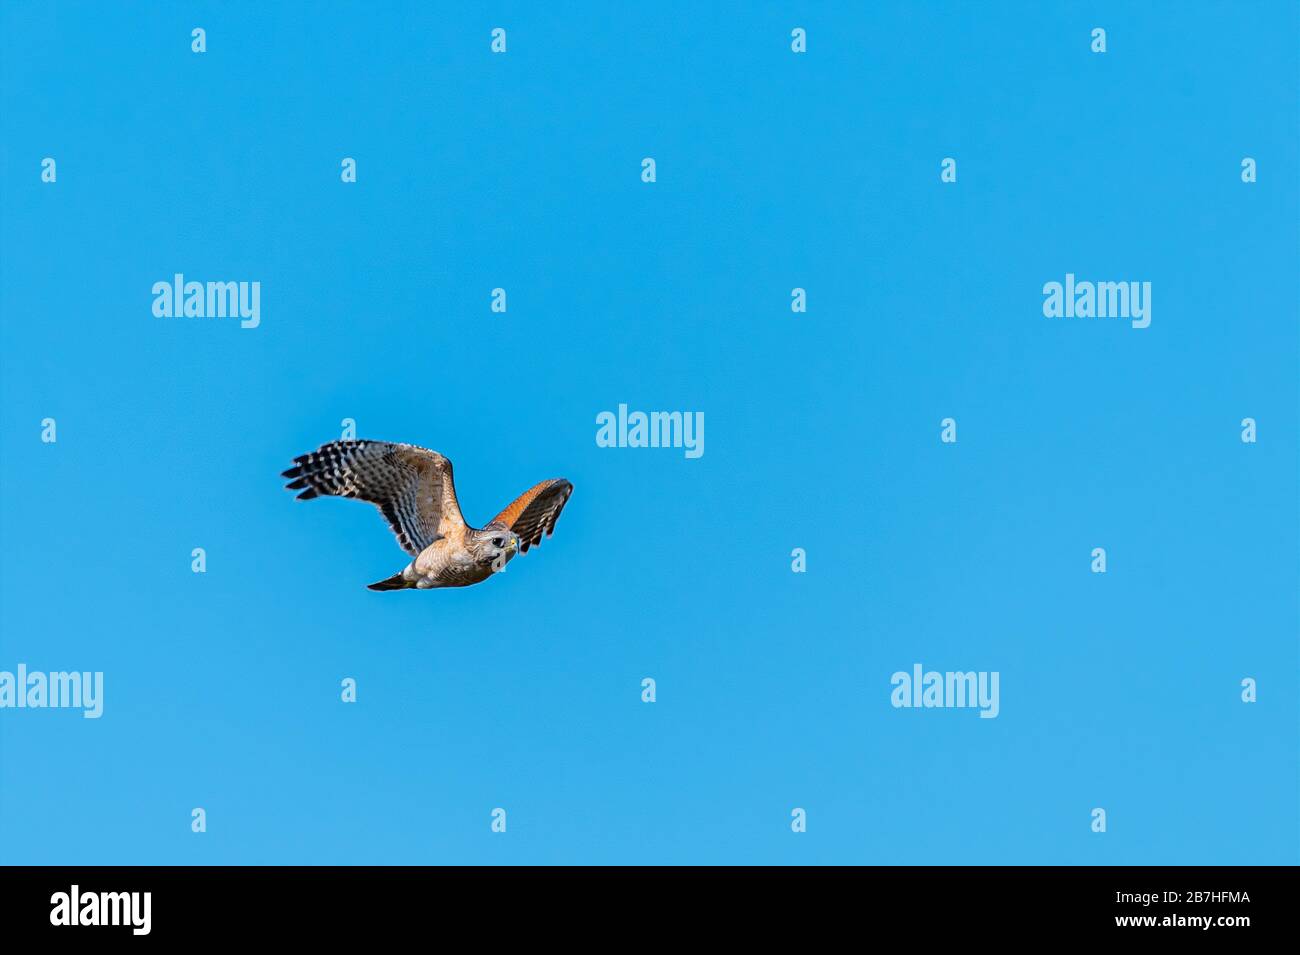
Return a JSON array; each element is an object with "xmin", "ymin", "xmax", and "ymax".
[{"xmin": 1, "ymin": 2, "xmax": 1296, "ymax": 864}]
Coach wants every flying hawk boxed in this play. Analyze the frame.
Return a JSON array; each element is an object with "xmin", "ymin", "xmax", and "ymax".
[{"xmin": 281, "ymin": 440, "xmax": 572, "ymax": 591}]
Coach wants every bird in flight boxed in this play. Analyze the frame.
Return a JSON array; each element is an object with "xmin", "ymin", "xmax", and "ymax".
[{"xmin": 281, "ymin": 440, "xmax": 572, "ymax": 591}]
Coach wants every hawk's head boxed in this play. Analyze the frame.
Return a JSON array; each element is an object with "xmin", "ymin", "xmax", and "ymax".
[{"xmin": 473, "ymin": 525, "xmax": 520, "ymax": 573}]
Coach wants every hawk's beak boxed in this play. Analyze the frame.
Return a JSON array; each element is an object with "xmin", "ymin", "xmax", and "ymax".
[{"xmin": 508, "ymin": 536, "xmax": 519, "ymax": 552}]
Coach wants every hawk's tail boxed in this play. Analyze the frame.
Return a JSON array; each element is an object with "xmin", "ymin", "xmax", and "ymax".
[
  {"xmin": 366, "ymin": 563, "xmax": 416, "ymax": 595},
  {"xmin": 368, "ymin": 568, "xmax": 413, "ymax": 591}
]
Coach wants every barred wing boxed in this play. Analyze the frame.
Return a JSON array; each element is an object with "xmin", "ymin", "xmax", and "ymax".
[
  {"xmin": 490, "ymin": 479, "xmax": 573, "ymax": 553},
  {"xmin": 282, "ymin": 440, "xmax": 464, "ymax": 556}
]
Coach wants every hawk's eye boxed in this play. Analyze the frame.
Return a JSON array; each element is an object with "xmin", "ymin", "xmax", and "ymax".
[{"xmin": 492, "ymin": 537, "xmax": 504, "ymax": 548}]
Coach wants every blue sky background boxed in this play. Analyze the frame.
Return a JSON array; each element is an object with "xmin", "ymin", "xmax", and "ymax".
[{"xmin": 1, "ymin": 2, "xmax": 1296, "ymax": 865}]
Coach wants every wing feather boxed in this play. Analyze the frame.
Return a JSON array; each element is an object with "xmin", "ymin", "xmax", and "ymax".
[
  {"xmin": 490, "ymin": 479, "xmax": 573, "ymax": 553},
  {"xmin": 282, "ymin": 440, "xmax": 464, "ymax": 556}
]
